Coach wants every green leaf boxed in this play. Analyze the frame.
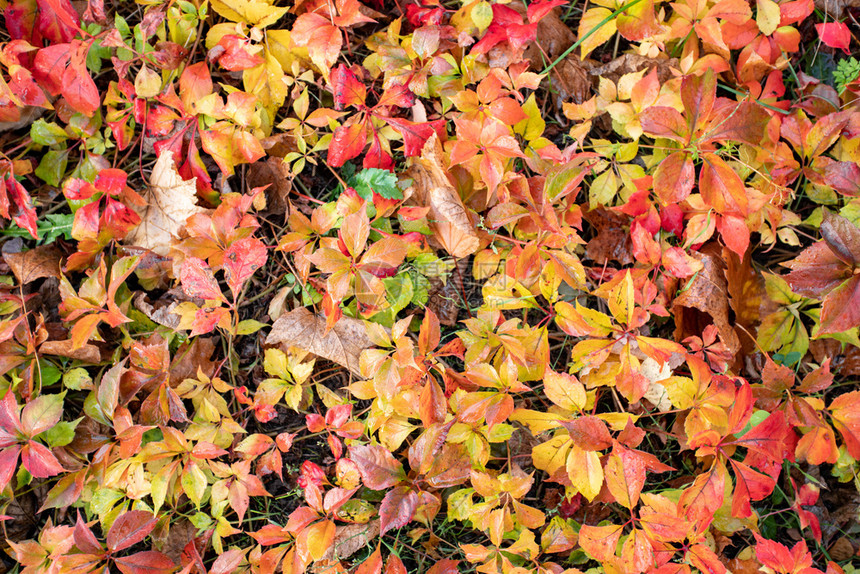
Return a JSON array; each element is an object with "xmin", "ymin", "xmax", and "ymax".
[
  {"xmin": 42, "ymin": 213, "xmax": 75, "ymax": 243},
  {"xmin": 41, "ymin": 418, "xmax": 82, "ymax": 448},
  {"xmin": 35, "ymin": 149, "xmax": 70, "ymax": 186},
  {"xmin": 348, "ymin": 168, "xmax": 402, "ymax": 201},
  {"xmin": 236, "ymin": 319, "xmax": 266, "ymax": 335},
  {"xmin": 31, "ymin": 120, "xmax": 69, "ymax": 147},
  {"xmin": 64, "ymin": 368, "xmax": 93, "ymax": 391}
]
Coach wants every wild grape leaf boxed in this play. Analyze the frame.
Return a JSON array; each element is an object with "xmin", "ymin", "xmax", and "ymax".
[
  {"xmin": 348, "ymin": 443, "xmax": 405, "ymax": 490},
  {"xmin": 379, "ymin": 486, "xmax": 418, "ymax": 534},
  {"xmin": 784, "ymin": 210, "xmax": 860, "ymax": 333},
  {"xmin": 107, "ymin": 510, "xmax": 157, "ymax": 552},
  {"xmin": 223, "ymin": 237, "xmax": 268, "ymax": 298}
]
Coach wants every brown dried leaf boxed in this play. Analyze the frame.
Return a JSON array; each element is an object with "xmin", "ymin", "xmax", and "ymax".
[
  {"xmin": 427, "ymin": 258, "xmax": 468, "ymax": 326},
  {"xmin": 406, "ymin": 134, "xmax": 480, "ymax": 259},
  {"xmin": 158, "ymin": 520, "xmax": 198, "ymax": 565},
  {"xmin": 724, "ymin": 246, "xmax": 776, "ymax": 355},
  {"xmin": 169, "ymin": 336, "xmax": 219, "ymax": 385},
  {"xmin": 40, "ymin": 339, "xmax": 101, "ymax": 363},
  {"xmin": 134, "ymin": 293, "xmax": 181, "ymax": 329},
  {"xmin": 828, "ymin": 537, "xmax": 855, "ymax": 561},
  {"xmin": 673, "ymin": 246, "xmax": 741, "ymax": 359},
  {"xmin": 4, "ymin": 245, "xmax": 62, "ymax": 284},
  {"xmin": 814, "ymin": 0, "xmax": 860, "ymax": 18},
  {"xmin": 588, "ymin": 54, "xmax": 679, "ymax": 87},
  {"xmin": 125, "ymin": 151, "xmax": 207, "ymax": 256},
  {"xmin": 320, "ymin": 519, "xmax": 380, "ymax": 562},
  {"xmin": 585, "ymin": 208, "xmax": 633, "ymax": 265},
  {"xmin": 265, "ymin": 307, "xmax": 375, "ymax": 376},
  {"xmin": 246, "ymin": 157, "xmax": 292, "ymax": 216}
]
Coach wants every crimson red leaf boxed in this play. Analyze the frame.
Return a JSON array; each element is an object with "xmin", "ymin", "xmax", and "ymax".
[
  {"xmin": 379, "ymin": 486, "xmax": 419, "ymax": 534},
  {"xmin": 816, "ymin": 22, "xmax": 851, "ymax": 54},
  {"xmin": 114, "ymin": 551, "xmax": 176, "ymax": 574},
  {"xmin": 107, "ymin": 511, "xmax": 158, "ymax": 552}
]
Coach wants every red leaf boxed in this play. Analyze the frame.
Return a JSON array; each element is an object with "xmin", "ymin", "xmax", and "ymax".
[
  {"xmin": 328, "ymin": 118, "xmax": 368, "ymax": 167},
  {"xmin": 114, "ymin": 551, "xmax": 176, "ymax": 574},
  {"xmin": 5, "ymin": 177, "xmax": 38, "ymax": 239},
  {"xmin": 816, "ymin": 22, "xmax": 851, "ymax": 54},
  {"xmin": 209, "ymin": 548, "xmax": 245, "ymax": 574},
  {"xmin": 379, "ymin": 486, "xmax": 419, "ymax": 534},
  {"xmin": 180, "ymin": 258, "xmax": 224, "ymax": 302},
  {"xmin": 21, "ymin": 441, "xmax": 64, "ymax": 478},
  {"xmin": 107, "ymin": 510, "xmax": 158, "ymax": 552},
  {"xmin": 223, "ymin": 237, "xmax": 268, "ymax": 299},
  {"xmin": 331, "ymin": 64, "xmax": 366, "ymax": 110},
  {"xmin": 348, "ymin": 444, "xmax": 406, "ymax": 490},
  {"xmin": 385, "ymin": 117, "xmax": 446, "ymax": 157},
  {"xmin": 653, "ymin": 151, "xmax": 694, "ymax": 204},
  {"xmin": 62, "ymin": 40, "xmax": 100, "ymax": 116}
]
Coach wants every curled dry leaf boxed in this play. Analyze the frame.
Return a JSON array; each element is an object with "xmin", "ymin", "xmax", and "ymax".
[
  {"xmin": 406, "ymin": 133, "xmax": 480, "ymax": 259},
  {"xmin": 265, "ymin": 307, "xmax": 376, "ymax": 376},
  {"xmin": 40, "ymin": 339, "xmax": 101, "ymax": 363},
  {"xmin": 672, "ymin": 246, "xmax": 741, "ymax": 360},
  {"xmin": 585, "ymin": 208, "xmax": 634, "ymax": 265},
  {"xmin": 4, "ymin": 245, "xmax": 62, "ymax": 284},
  {"xmin": 588, "ymin": 54, "xmax": 679, "ymax": 87},
  {"xmin": 320, "ymin": 519, "xmax": 380, "ymax": 562},
  {"xmin": 134, "ymin": 293, "xmax": 181, "ymax": 329},
  {"xmin": 125, "ymin": 151, "xmax": 207, "ymax": 256}
]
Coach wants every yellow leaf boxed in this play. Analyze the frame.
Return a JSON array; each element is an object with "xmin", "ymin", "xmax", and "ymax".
[
  {"xmin": 755, "ymin": 0, "xmax": 781, "ymax": 35},
  {"xmin": 567, "ymin": 447, "xmax": 604, "ymax": 501},
  {"xmin": 578, "ymin": 8, "xmax": 617, "ymax": 60},
  {"xmin": 210, "ymin": 0, "xmax": 289, "ymax": 27},
  {"xmin": 544, "ymin": 371, "xmax": 587, "ymax": 411},
  {"xmin": 472, "ymin": 1, "xmax": 494, "ymax": 33},
  {"xmin": 533, "ymin": 434, "xmax": 573, "ymax": 475}
]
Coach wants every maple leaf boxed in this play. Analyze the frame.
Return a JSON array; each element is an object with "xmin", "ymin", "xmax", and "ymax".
[
  {"xmin": 125, "ymin": 151, "xmax": 207, "ymax": 256},
  {"xmin": 266, "ymin": 307, "xmax": 377, "ymax": 376}
]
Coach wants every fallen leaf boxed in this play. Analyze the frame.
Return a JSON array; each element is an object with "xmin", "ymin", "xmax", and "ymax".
[
  {"xmin": 673, "ymin": 245, "xmax": 741, "ymax": 360},
  {"xmin": 814, "ymin": 0, "xmax": 860, "ymax": 18},
  {"xmin": 320, "ymin": 519, "xmax": 380, "ymax": 562},
  {"xmin": 724, "ymin": 246, "xmax": 776, "ymax": 355},
  {"xmin": 265, "ymin": 307, "xmax": 376, "ymax": 376},
  {"xmin": 585, "ymin": 208, "xmax": 633, "ymax": 265},
  {"xmin": 427, "ymin": 258, "xmax": 468, "ymax": 326},
  {"xmin": 246, "ymin": 156, "xmax": 292, "ymax": 215},
  {"xmin": 125, "ymin": 151, "xmax": 207, "ymax": 256},
  {"xmin": 134, "ymin": 293, "xmax": 181, "ymax": 329},
  {"xmin": 406, "ymin": 134, "xmax": 480, "ymax": 259},
  {"xmin": 588, "ymin": 54, "xmax": 679, "ymax": 87},
  {"xmin": 40, "ymin": 339, "xmax": 101, "ymax": 363},
  {"xmin": 4, "ymin": 245, "xmax": 62, "ymax": 284},
  {"xmin": 158, "ymin": 520, "xmax": 198, "ymax": 565}
]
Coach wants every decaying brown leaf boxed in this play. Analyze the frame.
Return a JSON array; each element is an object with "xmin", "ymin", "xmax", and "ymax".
[
  {"xmin": 246, "ymin": 156, "xmax": 292, "ymax": 215},
  {"xmin": 585, "ymin": 208, "xmax": 633, "ymax": 265},
  {"xmin": 134, "ymin": 293, "xmax": 181, "ymax": 329},
  {"xmin": 406, "ymin": 134, "xmax": 480, "ymax": 259},
  {"xmin": 814, "ymin": 0, "xmax": 860, "ymax": 17},
  {"xmin": 40, "ymin": 339, "xmax": 101, "ymax": 363},
  {"xmin": 4, "ymin": 245, "xmax": 62, "ymax": 284},
  {"xmin": 266, "ymin": 307, "xmax": 376, "ymax": 376},
  {"xmin": 125, "ymin": 151, "xmax": 207, "ymax": 256},
  {"xmin": 157, "ymin": 519, "xmax": 198, "ymax": 565},
  {"xmin": 588, "ymin": 54, "xmax": 679, "ymax": 87},
  {"xmin": 320, "ymin": 519, "xmax": 380, "ymax": 562},
  {"xmin": 673, "ymin": 246, "xmax": 741, "ymax": 360},
  {"xmin": 427, "ymin": 258, "xmax": 468, "ymax": 326}
]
